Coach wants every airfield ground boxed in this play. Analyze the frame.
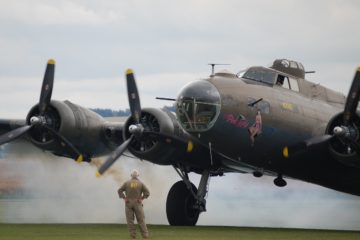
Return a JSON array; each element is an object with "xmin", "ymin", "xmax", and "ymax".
[{"xmin": 0, "ymin": 224, "xmax": 359, "ymax": 240}]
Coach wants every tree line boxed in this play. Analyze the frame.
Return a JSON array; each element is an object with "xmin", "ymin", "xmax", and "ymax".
[{"xmin": 91, "ymin": 105, "xmax": 175, "ymax": 117}]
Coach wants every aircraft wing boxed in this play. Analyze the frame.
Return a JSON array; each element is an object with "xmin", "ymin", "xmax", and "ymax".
[
  {"xmin": 259, "ymin": 133, "xmax": 360, "ymax": 195},
  {"xmin": 268, "ymin": 136, "xmax": 333, "ymax": 179}
]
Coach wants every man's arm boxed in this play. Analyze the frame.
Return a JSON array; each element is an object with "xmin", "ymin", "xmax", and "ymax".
[
  {"xmin": 141, "ymin": 183, "xmax": 150, "ymax": 199},
  {"xmin": 117, "ymin": 182, "xmax": 127, "ymax": 199}
]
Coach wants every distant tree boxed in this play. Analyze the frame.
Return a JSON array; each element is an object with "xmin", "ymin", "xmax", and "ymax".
[
  {"xmin": 92, "ymin": 105, "xmax": 175, "ymax": 118},
  {"xmin": 162, "ymin": 104, "xmax": 176, "ymax": 112},
  {"xmin": 91, "ymin": 108, "xmax": 131, "ymax": 117}
]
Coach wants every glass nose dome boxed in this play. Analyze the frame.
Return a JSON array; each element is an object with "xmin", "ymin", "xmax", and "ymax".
[{"xmin": 176, "ymin": 80, "xmax": 221, "ymax": 132}]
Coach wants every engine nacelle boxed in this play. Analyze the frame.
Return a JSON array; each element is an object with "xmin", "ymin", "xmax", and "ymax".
[
  {"xmin": 325, "ymin": 112, "xmax": 360, "ymax": 168},
  {"xmin": 26, "ymin": 100, "xmax": 112, "ymax": 159},
  {"xmin": 123, "ymin": 108, "xmax": 190, "ymax": 165}
]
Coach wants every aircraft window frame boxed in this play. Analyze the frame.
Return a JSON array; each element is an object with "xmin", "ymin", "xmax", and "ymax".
[
  {"xmin": 298, "ymin": 63, "xmax": 304, "ymax": 71},
  {"xmin": 289, "ymin": 77, "xmax": 300, "ymax": 92},
  {"xmin": 176, "ymin": 80, "xmax": 222, "ymax": 132},
  {"xmin": 275, "ymin": 74, "xmax": 290, "ymax": 89},
  {"xmin": 283, "ymin": 76, "xmax": 290, "ymax": 89},
  {"xmin": 177, "ymin": 99, "xmax": 220, "ymax": 132},
  {"xmin": 281, "ymin": 60, "xmax": 290, "ymax": 68},
  {"xmin": 242, "ymin": 69, "xmax": 276, "ymax": 85},
  {"xmin": 290, "ymin": 61, "xmax": 298, "ymax": 69},
  {"xmin": 236, "ymin": 69, "xmax": 246, "ymax": 78}
]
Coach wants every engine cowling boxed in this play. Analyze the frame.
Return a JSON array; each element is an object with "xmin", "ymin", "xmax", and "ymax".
[
  {"xmin": 26, "ymin": 100, "xmax": 111, "ymax": 159},
  {"xmin": 123, "ymin": 108, "xmax": 190, "ymax": 165},
  {"xmin": 326, "ymin": 112, "xmax": 360, "ymax": 168}
]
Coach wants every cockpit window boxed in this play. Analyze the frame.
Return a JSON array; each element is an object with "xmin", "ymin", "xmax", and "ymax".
[
  {"xmin": 176, "ymin": 80, "xmax": 221, "ymax": 132},
  {"xmin": 275, "ymin": 74, "xmax": 299, "ymax": 92},
  {"xmin": 242, "ymin": 69, "xmax": 276, "ymax": 85}
]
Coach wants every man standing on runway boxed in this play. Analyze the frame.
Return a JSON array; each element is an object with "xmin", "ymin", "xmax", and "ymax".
[{"xmin": 118, "ymin": 169, "xmax": 150, "ymax": 239}]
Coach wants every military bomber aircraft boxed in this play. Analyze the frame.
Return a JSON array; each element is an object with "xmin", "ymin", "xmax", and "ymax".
[{"xmin": 0, "ymin": 59, "xmax": 360, "ymax": 226}]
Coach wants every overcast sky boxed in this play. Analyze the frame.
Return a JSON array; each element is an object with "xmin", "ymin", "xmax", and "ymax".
[{"xmin": 1, "ymin": 0, "xmax": 360, "ymax": 230}]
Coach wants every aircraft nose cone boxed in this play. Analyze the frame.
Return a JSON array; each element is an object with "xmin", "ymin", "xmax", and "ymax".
[{"xmin": 176, "ymin": 80, "xmax": 221, "ymax": 132}]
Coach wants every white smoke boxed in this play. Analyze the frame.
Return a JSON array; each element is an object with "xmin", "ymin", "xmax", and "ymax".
[
  {"xmin": 1, "ymin": 141, "xmax": 360, "ymax": 230},
  {"xmin": 200, "ymin": 174, "xmax": 360, "ymax": 230},
  {"xmin": 0, "ymin": 141, "xmax": 177, "ymax": 224}
]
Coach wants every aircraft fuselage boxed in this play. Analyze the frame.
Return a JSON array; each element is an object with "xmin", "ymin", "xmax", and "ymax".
[{"xmin": 176, "ymin": 72, "xmax": 360, "ymax": 196}]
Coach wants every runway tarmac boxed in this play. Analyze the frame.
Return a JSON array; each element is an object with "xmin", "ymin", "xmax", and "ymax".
[{"xmin": 0, "ymin": 224, "xmax": 359, "ymax": 240}]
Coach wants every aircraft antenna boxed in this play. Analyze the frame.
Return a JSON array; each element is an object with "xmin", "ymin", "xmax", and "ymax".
[
  {"xmin": 208, "ymin": 63, "xmax": 231, "ymax": 76},
  {"xmin": 156, "ymin": 97, "xmax": 176, "ymax": 101}
]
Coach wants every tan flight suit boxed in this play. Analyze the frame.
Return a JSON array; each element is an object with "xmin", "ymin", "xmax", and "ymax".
[{"xmin": 118, "ymin": 177, "xmax": 150, "ymax": 239}]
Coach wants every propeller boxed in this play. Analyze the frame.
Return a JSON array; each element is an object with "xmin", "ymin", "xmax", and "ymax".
[
  {"xmin": 96, "ymin": 135, "xmax": 134, "ymax": 176},
  {"xmin": 42, "ymin": 124, "xmax": 85, "ymax": 162},
  {"xmin": 343, "ymin": 67, "xmax": 360, "ymax": 125},
  {"xmin": 0, "ymin": 125, "xmax": 32, "ymax": 145},
  {"xmin": 96, "ymin": 69, "xmax": 199, "ymax": 176},
  {"xmin": 333, "ymin": 67, "xmax": 360, "ymax": 153},
  {"xmin": 96, "ymin": 69, "xmax": 142, "ymax": 176},
  {"xmin": 0, "ymin": 59, "xmax": 84, "ymax": 162},
  {"xmin": 126, "ymin": 69, "xmax": 141, "ymax": 124},
  {"xmin": 39, "ymin": 59, "xmax": 55, "ymax": 115},
  {"xmin": 283, "ymin": 67, "xmax": 360, "ymax": 158},
  {"xmin": 282, "ymin": 135, "xmax": 333, "ymax": 158}
]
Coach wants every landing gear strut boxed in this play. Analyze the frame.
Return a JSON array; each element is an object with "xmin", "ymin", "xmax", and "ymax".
[{"xmin": 166, "ymin": 167, "xmax": 210, "ymax": 226}]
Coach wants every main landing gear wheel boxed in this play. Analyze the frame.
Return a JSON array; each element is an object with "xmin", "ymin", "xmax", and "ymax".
[{"xmin": 166, "ymin": 181, "xmax": 200, "ymax": 226}]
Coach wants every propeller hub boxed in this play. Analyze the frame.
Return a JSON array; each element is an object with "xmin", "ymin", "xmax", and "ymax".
[
  {"xmin": 30, "ymin": 116, "xmax": 45, "ymax": 126},
  {"xmin": 129, "ymin": 124, "xmax": 144, "ymax": 136},
  {"xmin": 333, "ymin": 125, "xmax": 359, "ymax": 140},
  {"xmin": 333, "ymin": 126, "xmax": 348, "ymax": 137}
]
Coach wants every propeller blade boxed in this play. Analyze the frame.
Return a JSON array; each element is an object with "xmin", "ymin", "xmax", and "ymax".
[
  {"xmin": 343, "ymin": 67, "xmax": 360, "ymax": 125},
  {"xmin": 126, "ymin": 69, "xmax": 141, "ymax": 124},
  {"xmin": 304, "ymin": 134, "xmax": 333, "ymax": 147},
  {"xmin": 0, "ymin": 125, "xmax": 32, "ymax": 145},
  {"xmin": 96, "ymin": 135, "xmax": 134, "ymax": 176},
  {"xmin": 39, "ymin": 59, "xmax": 55, "ymax": 115},
  {"xmin": 282, "ymin": 134, "xmax": 333, "ymax": 158},
  {"xmin": 43, "ymin": 125, "xmax": 85, "ymax": 162},
  {"xmin": 348, "ymin": 140, "xmax": 360, "ymax": 155}
]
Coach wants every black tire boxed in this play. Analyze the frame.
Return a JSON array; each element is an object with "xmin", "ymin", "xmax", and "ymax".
[
  {"xmin": 274, "ymin": 176, "xmax": 287, "ymax": 187},
  {"xmin": 166, "ymin": 181, "xmax": 200, "ymax": 226}
]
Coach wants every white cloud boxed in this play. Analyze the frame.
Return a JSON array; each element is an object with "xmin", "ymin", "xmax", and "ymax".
[
  {"xmin": 0, "ymin": 72, "xmax": 201, "ymax": 118},
  {"xmin": 0, "ymin": 1, "xmax": 119, "ymax": 26}
]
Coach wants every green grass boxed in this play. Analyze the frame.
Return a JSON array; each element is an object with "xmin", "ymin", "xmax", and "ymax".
[{"xmin": 0, "ymin": 224, "xmax": 359, "ymax": 240}]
